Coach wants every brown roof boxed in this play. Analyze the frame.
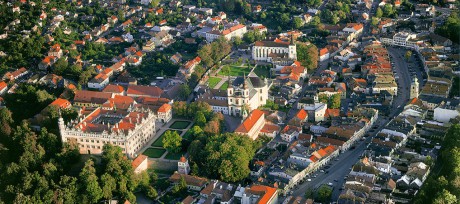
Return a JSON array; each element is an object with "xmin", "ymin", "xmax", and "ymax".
[
  {"xmin": 127, "ymin": 85, "xmax": 164, "ymax": 98},
  {"xmin": 74, "ymin": 90, "xmax": 113, "ymax": 104},
  {"xmin": 103, "ymin": 84, "xmax": 125, "ymax": 93},
  {"xmin": 316, "ymin": 136, "xmax": 345, "ymax": 146}
]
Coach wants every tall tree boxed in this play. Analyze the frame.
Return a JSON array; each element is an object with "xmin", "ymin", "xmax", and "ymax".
[
  {"xmin": 163, "ymin": 130, "xmax": 182, "ymax": 153},
  {"xmin": 79, "ymin": 159, "xmax": 103, "ymax": 203}
]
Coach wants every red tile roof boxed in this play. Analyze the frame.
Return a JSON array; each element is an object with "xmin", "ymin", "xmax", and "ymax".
[
  {"xmin": 0, "ymin": 81, "xmax": 7, "ymax": 91},
  {"xmin": 103, "ymin": 84, "xmax": 124, "ymax": 93},
  {"xmin": 50, "ymin": 98, "xmax": 71, "ymax": 109},
  {"xmin": 320, "ymin": 48, "xmax": 329, "ymax": 56},
  {"xmin": 247, "ymin": 185, "xmax": 277, "ymax": 204},
  {"xmin": 158, "ymin": 103, "xmax": 171, "ymax": 113},
  {"xmin": 235, "ymin": 109, "xmax": 264, "ymax": 133},
  {"xmin": 295, "ymin": 109, "xmax": 308, "ymax": 120},
  {"xmin": 131, "ymin": 154, "xmax": 147, "ymax": 169}
]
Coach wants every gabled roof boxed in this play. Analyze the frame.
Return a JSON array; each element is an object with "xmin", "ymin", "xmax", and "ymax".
[
  {"xmin": 50, "ymin": 98, "xmax": 71, "ymax": 109},
  {"xmin": 235, "ymin": 109, "xmax": 264, "ymax": 133},
  {"xmin": 131, "ymin": 154, "xmax": 147, "ymax": 169},
  {"xmin": 127, "ymin": 85, "xmax": 164, "ymax": 98},
  {"xmin": 103, "ymin": 84, "xmax": 125, "ymax": 93},
  {"xmin": 158, "ymin": 103, "xmax": 172, "ymax": 113}
]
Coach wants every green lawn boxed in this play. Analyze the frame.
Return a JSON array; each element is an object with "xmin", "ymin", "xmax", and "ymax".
[
  {"xmin": 164, "ymin": 151, "xmax": 186, "ymax": 160},
  {"xmin": 169, "ymin": 121, "xmax": 191, "ymax": 129},
  {"xmin": 254, "ymin": 65, "xmax": 271, "ymax": 79},
  {"xmin": 143, "ymin": 148, "xmax": 166, "ymax": 158},
  {"xmin": 220, "ymin": 81, "xmax": 229, "ymax": 90},
  {"xmin": 152, "ymin": 130, "xmax": 183, "ymax": 147},
  {"xmin": 208, "ymin": 77, "xmax": 222, "ymax": 88},
  {"xmin": 219, "ymin": 65, "xmax": 253, "ymax": 76}
]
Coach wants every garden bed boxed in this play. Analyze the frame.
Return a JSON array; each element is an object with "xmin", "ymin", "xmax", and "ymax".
[
  {"xmin": 143, "ymin": 148, "xmax": 166, "ymax": 158},
  {"xmin": 169, "ymin": 121, "xmax": 191, "ymax": 129}
]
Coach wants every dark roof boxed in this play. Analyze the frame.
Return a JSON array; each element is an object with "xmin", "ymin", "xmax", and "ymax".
[
  {"xmin": 249, "ymin": 77, "xmax": 265, "ymax": 88},
  {"xmin": 254, "ymin": 41, "xmax": 290, "ymax": 48}
]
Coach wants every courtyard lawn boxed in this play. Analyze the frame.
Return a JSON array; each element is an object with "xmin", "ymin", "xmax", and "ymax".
[
  {"xmin": 220, "ymin": 81, "xmax": 229, "ymax": 90},
  {"xmin": 169, "ymin": 121, "xmax": 191, "ymax": 129},
  {"xmin": 143, "ymin": 148, "xmax": 166, "ymax": 158},
  {"xmin": 164, "ymin": 151, "xmax": 186, "ymax": 160},
  {"xmin": 254, "ymin": 65, "xmax": 271, "ymax": 79},
  {"xmin": 208, "ymin": 77, "xmax": 222, "ymax": 88},
  {"xmin": 219, "ymin": 65, "xmax": 253, "ymax": 76},
  {"xmin": 152, "ymin": 130, "xmax": 183, "ymax": 147}
]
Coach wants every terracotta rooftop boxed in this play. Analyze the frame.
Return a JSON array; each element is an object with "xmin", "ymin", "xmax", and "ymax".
[
  {"xmin": 131, "ymin": 154, "xmax": 148, "ymax": 169},
  {"xmin": 235, "ymin": 109, "xmax": 264, "ymax": 133}
]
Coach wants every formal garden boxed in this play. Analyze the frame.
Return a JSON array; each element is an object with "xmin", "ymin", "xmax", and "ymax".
[
  {"xmin": 142, "ymin": 148, "xmax": 167, "ymax": 158},
  {"xmin": 169, "ymin": 121, "xmax": 191, "ymax": 129}
]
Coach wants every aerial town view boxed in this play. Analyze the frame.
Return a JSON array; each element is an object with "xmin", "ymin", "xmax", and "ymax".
[{"xmin": 0, "ymin": 0, "xmax": 459, "ymax": 203}]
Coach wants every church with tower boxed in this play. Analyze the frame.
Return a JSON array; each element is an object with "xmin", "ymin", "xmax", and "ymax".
[
  {"xmin": 196, "ymin": 73, "xmax": 269, "ymax": 119},
  {"xmin": 252, "ymin": 36, "xmax": 297, "ymax": 65}
]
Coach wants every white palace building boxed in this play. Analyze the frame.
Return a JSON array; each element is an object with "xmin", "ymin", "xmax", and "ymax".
[{"xmin": 59, "ymin": 107, "xmax": 156, "ymax": 158}]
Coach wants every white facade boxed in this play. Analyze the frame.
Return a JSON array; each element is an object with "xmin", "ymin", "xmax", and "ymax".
[
  {"xmin": 87, "ymin": 75, "xmax": 109, "ymax": 90},
  {"xmin": 252, "ymin": 41, "xmax": 296, "ymax": 62},
  {"xmin": 59, "ymin": 109, "xmax": 156, "ymax": 158}
]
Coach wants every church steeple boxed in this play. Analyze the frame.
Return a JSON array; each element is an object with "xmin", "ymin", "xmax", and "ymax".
[{"xmin": 290, "ymin": 34, "xmax": 295, "ymax": 45}]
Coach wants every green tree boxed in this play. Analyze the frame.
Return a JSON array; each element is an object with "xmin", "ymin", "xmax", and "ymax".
[
  {"xmin": 145, "ymin": 186, "xmax": 158, "ymax": 199},
  {"xmin": 305, "ymin": 188, "xmax": 314, "ymax": 198},
  {"xmin": 433, "ymin": 189, "xmax": 457, "ymax": 204},
  {"xmin": 376, "ymin": 7, "xmax": 383, "ymax": 18},
  {"xmin": 317, "ymin": 185, "xmax": 332, "ymax": 202},
  {"xmin": 371, "ymin": 17, "xmax": 379, "ymax": 27},
  {"xmin": 311, "ymin": 16, "xmax": 321, "ymax": 26},
  {"xmin": 79, "ymin": 159, "xmax": 103, "ymax": 203},
  {"xmin": 281, "ymin": 13, "xmax": 290, "ymax": 25},
  {"xmin": 101, "ymin": 173, "xmax": 116, "ymax": 201},
  {"xmin": 55, "ymin": 176, "xmax": 79, "ymax": 204},
  {"xmin": 53, "ymin": 58, "xmax": 69, "ymax": 75},
  {"xmin": 162, "ymin": 130, "xmax": 182, "ymax": 153},
  {"xmin": 195, "ymin": 111, "xmax": 207, "ymax": 127},
  {"xmin": 191, "ymin": 163, "xmax": 200, "ymax": 176},
  {"xmin": 178, "ymin": 84, "xmax": 191, "ymax": 100},
  {"xmin": 293, "ymin": 17, "xmax": 303, "ymax": 29},
  {"xmin": 319, "ymin": 94, "xmax": 329, "ymax": 104},
  {"xmin": 330, "ymin": 94, "xmax": 341, "ymax": 109},
  {"xmin": 405, "ymin": 50, "xmax": 412, "ymax": 61}
]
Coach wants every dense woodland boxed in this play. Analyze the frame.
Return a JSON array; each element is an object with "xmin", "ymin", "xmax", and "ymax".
[
  {"xmin": 0, "ymin": 83, "xmax": 159, "ymax": 203},
  {"xmin": 413, "ymin": 124, "xmax": 460, "ymax": 203}
]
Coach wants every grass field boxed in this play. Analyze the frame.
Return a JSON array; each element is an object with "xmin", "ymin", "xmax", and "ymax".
[
  {"xmin": 219, "ymin": 65, "xmax": 252, "ymax": 76},
  {"xmin": 169, "ymin": 121, "xmax": 191, "ymax": 129},
  {"xmin": 152, "ymin": 130, "xmax": 183, "ymax": 147},
  {"xmin": 143, "ymin": 148, "xmax": 166, "ymax": 158},
  {"xmin": 254, "ymin": 65, "xmax": 271, "ymax": 78},
  {"xmin": 208, "ymin": 77, "xmax": 222, "ymax": 88},
  {"xmin": 164, "ymin": 151, "xmax": 185, "ymax": 160},
  {"xmin": 220, "ymin": 81, "xmax": 229, "ymax": 90}
]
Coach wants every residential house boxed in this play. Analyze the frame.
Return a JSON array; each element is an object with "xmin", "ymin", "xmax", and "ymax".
[
  {"xmin": 3, "ymin": 67, "xmax": 28, "ymax": 81},
  {"xmin": 280, "ymin": 125, "xmax": 302, "ymax": 142},
  {"xmin": 132, "ymin": 155, "xmax": 148, "ymax": 174},
  {"xmin": 169, "ymin": 173, "xmax": 208, "ymax": 191}
]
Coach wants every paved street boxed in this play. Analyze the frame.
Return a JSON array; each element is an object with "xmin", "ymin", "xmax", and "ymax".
[{"xmin": 289, "ymin": 40, "xmax": 418, "ymax": 201}]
